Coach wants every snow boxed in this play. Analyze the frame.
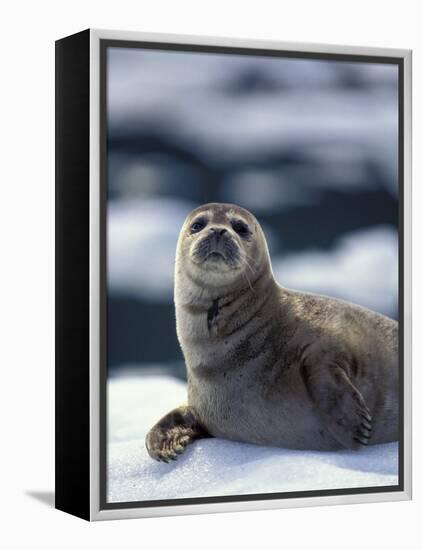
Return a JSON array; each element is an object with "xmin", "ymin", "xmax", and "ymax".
[{"xmin": 107, "ymin": 374, "xmax": 398, "ymax": 503}]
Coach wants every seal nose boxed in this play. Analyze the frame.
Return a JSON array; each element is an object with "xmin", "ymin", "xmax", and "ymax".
[{"xmin": 209, "ymin": 227, "xmax": 227, "ymax": 237}]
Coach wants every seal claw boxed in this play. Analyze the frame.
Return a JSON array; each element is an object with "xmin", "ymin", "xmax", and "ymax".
[{"xmin": 145, "ymin": 405, "xmax": 209, "ymax": 462}]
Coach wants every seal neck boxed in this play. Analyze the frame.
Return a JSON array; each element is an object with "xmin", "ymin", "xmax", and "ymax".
[{"xmin": 175, "ymin": 263, "xmax": 279, "ymax": 314}]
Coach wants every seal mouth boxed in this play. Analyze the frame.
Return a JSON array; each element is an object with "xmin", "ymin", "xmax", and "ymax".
[
  {"xmin": 192, "ymin": 233, "xmax": 241, "ymax": 268},
  {"xmin": 205, "ymin": 251, "xmax": 226, "ymax": 262}
]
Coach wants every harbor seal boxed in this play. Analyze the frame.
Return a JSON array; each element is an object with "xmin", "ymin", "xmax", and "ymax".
[{"xmin": 146, "ymin": 203, "xmax": 399, "ymax": 461}]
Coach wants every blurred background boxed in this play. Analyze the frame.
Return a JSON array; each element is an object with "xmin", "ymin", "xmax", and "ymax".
[{"xmin": 106, "ymin": 46, "xmax": 399, "ymax": 381}]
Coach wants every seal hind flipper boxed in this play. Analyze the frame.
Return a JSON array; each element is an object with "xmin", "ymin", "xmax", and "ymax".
[
  {"xmin": 301, "ymin": 361, "xmax": 373, "ymax": 450},
  {"xmin": 145, "ymin": 405, "xmax": 209, "ymax": 462}
]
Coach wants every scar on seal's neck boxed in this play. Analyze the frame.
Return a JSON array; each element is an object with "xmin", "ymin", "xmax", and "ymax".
[{"xmin": 207, "ymin": 299, "xmax": 219, "ymax": 330}]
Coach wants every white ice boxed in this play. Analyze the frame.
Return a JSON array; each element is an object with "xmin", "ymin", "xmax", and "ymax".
[{"xmin": 107, "ymin": 374, "xmax": 398, "ymax": 503}]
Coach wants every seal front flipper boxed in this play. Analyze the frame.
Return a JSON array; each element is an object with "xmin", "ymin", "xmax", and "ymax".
[
  {"xmin": 145, "ymin": 405, "xmax": 209, "ymax": 462},
  {"xmin": 301, "ymin": 360, "xmax": 372, "ymax": 450}
]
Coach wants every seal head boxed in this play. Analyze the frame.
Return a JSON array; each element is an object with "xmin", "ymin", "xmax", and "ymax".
[{"xmin": 175, "ymin": 202, "xmax": 271, "ymax": 302}]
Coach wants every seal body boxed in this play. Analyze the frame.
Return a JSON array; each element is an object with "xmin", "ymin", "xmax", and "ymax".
[{"xmin": 146, "ymin": 203, "xmax": 398, "ymax": 461}]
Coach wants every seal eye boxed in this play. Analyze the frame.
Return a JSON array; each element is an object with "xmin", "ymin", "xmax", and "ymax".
[
  {"xmin": 231, "ymin": 219, "xmax": 249, "ymax": 237},
  {"xmin": 190, "ymin": 219, "xmax": 206, "ymax": 233}
]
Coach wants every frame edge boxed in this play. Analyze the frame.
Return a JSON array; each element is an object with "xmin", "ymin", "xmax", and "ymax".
[{"xmin": 88, "ymin": 29, "xmax": 412, "ymax": 521}]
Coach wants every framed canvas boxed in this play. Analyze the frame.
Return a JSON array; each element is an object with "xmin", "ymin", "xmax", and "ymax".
[{"xmin": 55, "ymin": 28, "xmax": 412, "ymax": 521}]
